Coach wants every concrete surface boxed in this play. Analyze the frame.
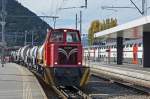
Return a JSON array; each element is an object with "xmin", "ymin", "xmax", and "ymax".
[
  {"xmin": 0, "ymin": 63, "xmax": 47, "ymax": 99},
  {"xmin": 84, "ymin": 61, "xmax": 150, "ymax": 88}
]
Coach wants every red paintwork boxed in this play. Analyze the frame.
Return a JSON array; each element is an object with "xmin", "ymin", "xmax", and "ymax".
[
  {"xmin": 44, "ymin": 29, "xmax": 82, "ymax": 67},
  {"xmin": 132, "ymin": 44, "xmax": 138, "ymax": 64}
]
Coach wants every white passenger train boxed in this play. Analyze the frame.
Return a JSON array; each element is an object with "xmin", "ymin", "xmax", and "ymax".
[{"xmin": 84, "ymin": 39, "xmax": 143, "ymax": 64}]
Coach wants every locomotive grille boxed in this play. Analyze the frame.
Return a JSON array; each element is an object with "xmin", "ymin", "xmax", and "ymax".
[{"xmin": 58, "ymin": 46, "xmax": 78, "ymax": 65}]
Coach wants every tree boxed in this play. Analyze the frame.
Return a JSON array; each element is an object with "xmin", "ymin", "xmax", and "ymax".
[
  {"xmin": 112, "ymin": 18, "xmax": 118, "ymax": 27},
  {"xmin": 88, "ymin": 27, "xmax": 93, "ymax": 45},
  {"xmin": 88, "ymin": 20, "xmax": 101, "ymax": 45},
  {"xmin": 100, "ymin": 18, "xmax": 118, "ymax": 30},
  {"xmin": 88, "ymin": 18, "xmax": 118, "ymax": 45}
]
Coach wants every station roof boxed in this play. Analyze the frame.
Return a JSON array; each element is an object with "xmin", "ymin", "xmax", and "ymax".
[{"xmin": 94, "ymin": 15, "xmax": 150, "ymax": 39}]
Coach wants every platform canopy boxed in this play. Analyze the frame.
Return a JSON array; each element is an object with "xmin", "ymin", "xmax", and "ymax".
[{"xmin": 94, "ymin": 16, "xmax": 150, "ymax": 39}]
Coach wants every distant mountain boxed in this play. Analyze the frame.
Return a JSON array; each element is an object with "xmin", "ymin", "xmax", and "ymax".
[{"xmin": 0, "ymin": 0, "xmax": 52, "ymax": 46}]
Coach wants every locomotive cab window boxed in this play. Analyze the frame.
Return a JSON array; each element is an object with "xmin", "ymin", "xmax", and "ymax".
[
  {"xmin": 66, "ymin": 32, "xmax": 79, "ymax": 42},
  {"xmin": 50, "ymin": 32, "xmax": 63, "ymax": 42}
]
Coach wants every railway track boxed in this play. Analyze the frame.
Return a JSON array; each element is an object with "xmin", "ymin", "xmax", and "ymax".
[
  {"xmin": 21, "ymin": 64, "xmax": 150, "ymax": 99},
  {"xmin": 28, "ymin": 66, "xmax": 91, "ymax": 99},
  {"xmin": 89, "ymin": 74, "xmax": 150, "ymax": 98},
  {"xmin": 33, "ymin": 68, "xmax": 150, "ymax": 99},
  {"xmin": 52, "ymin": 86, "xmax": 91, "ymax": 99},
  {"xmin": 113, "ymin": 79, "xmax": 150, "ymax": 95},
  {"xmin": 92, "ymin": 73, "xmax": 150, "ymax": 95}
]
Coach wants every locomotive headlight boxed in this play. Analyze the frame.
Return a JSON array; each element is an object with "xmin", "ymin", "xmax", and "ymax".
[
  {"xmin": 78, "ymin": 62, "xmax": 81, "ymax": 65},
  {"xmin": 64, "ymin": 30, "xmax": 67, "ymax": 32},
  {"xmin": 54, "ymin": 62, "xmax": 58, "ymax": 65}
]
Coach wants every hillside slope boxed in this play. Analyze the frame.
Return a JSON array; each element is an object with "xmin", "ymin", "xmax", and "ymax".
[{"xmin": 0, "ymin": 0, "xmax": 51, "ymax": 46}]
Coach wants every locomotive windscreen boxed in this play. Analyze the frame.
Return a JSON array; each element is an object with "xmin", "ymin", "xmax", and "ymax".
[
  {"xmin": 50, "ymin": 32, "xmax": 64, "ymax": 42},
  {"xmin": 66, "ymin": 32, "xmax": 80, "ymax": 42}
]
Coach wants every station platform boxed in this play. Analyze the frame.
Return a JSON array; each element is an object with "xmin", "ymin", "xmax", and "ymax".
[
  {"xmin": 84, "ymin": 61, "xmax": 150, "ymax": 88},
  {"xmin": 0, "ymin": 63, "xmax": 47, "ymax": 99}
]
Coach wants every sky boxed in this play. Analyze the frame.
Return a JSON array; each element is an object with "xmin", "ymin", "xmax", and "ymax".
[{"xmin": 17, "ymin": 0, "xmax": 150, "ymax": 34}]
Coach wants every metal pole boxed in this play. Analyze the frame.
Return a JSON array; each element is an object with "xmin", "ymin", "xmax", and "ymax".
[
  {"xmin": 80, "ymin": 11, "xmax": 82, "ymax": 35},
  {"xmin": 142, "ymin": 0, "xmax": 147, "ymax": 15},
  {"xmin": 53, "ymin": 18, "xmax": 56, "ymax": 29},
  {"xmin": 14, "ymin": 32, "xmax": 17, "ymax": 43},
  {"xmin": 85, "ymin": 0, "xmax": 87, "ymax": 8},
  {"xmin": 76, "ymin": 13, "xmax": 78, "ymax": 29},
  {"xmin": 1, "ymin": 0, "xmax": 7, "ymax": 67},
  {"xmin": 32, "ymin": 31, "xmax": 34, "ymax": 46},
  {"xmin": 24, "ymin": 31, "xmax": 27, "ymax": 46},
  {"xmin": 1, "ymin": 22, "xmax": 6, "ymax": 67}
]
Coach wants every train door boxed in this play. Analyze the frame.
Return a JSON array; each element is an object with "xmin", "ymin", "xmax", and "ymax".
[{"xmin": 132, "ymin": 44, "xmax": 138, "ymax": 64}]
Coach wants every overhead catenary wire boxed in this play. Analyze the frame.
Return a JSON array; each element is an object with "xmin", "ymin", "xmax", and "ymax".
[
  {"xmin": 130, "ymin": 0, "xmax": 143, "ymax": 15},
  {"xmin": 59, "ymin": 0, "xmax": 87, "ymax": 10},
  {"xmin": 101, "ymin": 0, "xmax": 148, "ymax": 16},
  {"xmin": 42, "ymin": 0, "xmax": 66, "ymax": 29}
]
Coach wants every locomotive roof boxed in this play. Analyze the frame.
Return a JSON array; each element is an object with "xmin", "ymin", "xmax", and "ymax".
[{"xmin": 53, "ymin": 28, "xmax": 79, "ymax": 32}]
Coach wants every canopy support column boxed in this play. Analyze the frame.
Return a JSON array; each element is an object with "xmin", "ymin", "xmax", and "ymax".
[
  {"xmin": 143, "ymin": 32, "xmax": 150, "ymax": 67},
  {"xmin": 117, "ymin": 37, "xmax": 123, "ymax": 65}
]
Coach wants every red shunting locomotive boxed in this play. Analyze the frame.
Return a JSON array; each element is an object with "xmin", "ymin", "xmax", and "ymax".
[
  {"xmin": 12, "ymin": 28, "xmax": 90, "ymax": 87},
  {"xmin": 43, "ymin": 29, "xmax": 90, "ymax": 87}
]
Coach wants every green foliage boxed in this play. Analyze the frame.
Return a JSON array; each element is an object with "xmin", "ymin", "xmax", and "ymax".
[
  {"xmin": 88, "ymin": 20, "xmax": 101, "ymax": 45},
  {"xmin": 88, "ymin": 27, "xmax": 93, "ymax": 45},
  {"xmin": 101, "ymin": 18, "xmax": 117, "ymax": 31}
]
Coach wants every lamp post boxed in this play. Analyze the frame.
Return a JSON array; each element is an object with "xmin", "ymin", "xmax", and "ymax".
[
  {"xmin": 24, "ymin": 31, "xmax": 27, "ymax": 46},
  {"xmin": 1, "ymin": 0, "xmax": 7, "ymax": 67}
]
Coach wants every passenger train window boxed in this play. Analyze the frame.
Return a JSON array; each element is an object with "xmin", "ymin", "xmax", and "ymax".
[
  {"xmin": 130, "ymin": 44, "xmax": 132, "ymax": 47},
  {"xmin": 126, "ymin": 44, "xmax": 129, "ymax": 47},
  {"xmin": 50, "ymin": 32, "xmax": 63, "ymax": 42},
  {"xmin": 66, "ymin": 32, "xmax": 79, "ymax": 42}
]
